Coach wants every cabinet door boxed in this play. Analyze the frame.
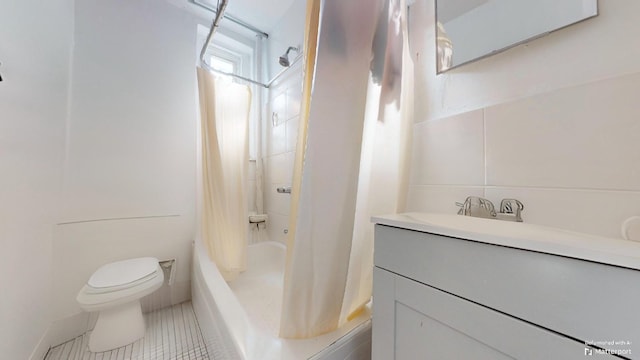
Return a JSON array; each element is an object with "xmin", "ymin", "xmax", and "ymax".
[
  {"xmin": 374, "ymin": 225, "xmax": 640, "ymax": 350},
  {"xmin": 372, "ymin": 267, "xmax": 617, "ymax": 360}
]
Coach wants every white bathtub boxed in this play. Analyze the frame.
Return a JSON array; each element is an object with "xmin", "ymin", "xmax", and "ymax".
[{"xmin": 192, "ymin": 239, "xmax": 372, "ymax": 360}]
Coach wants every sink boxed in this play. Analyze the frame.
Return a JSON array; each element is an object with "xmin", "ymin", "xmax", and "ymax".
[{"xmin": 372, "ymin": 212, "xmax": 640, "ymax": 270}]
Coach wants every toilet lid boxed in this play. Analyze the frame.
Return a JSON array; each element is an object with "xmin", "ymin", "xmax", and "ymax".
[{"xmin": 88, "ymin": 257, "xmax": 159, "ymax": 289}]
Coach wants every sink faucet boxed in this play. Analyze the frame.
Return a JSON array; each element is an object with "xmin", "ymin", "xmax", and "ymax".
[
  {"xmin": 456, "ymin": 196, "xmax": 524, "ymax": 222},
  {"xmin": 498, "ymin": 198, "xmax": 524, "ymax": 222},
  {"xmin": 456, "ymin": 196, "xmax": 496, "ymax": 219}
]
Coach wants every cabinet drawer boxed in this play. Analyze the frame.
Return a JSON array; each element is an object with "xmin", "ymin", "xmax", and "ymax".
[
  {"xmin": 374, "ymin": 224, "xmax": 640, "ymax": 354},
  {"xmin": 373, "ymin": 267, "xmax": 619, "ymax": 360}
]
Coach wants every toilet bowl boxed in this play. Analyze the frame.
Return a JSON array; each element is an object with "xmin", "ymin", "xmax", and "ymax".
[{"xmin": 77, "ymin": 257, "xmax": 164, "ymax": 352}]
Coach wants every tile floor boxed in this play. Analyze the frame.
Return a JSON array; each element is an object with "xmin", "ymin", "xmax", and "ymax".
[{"xmin": 44, "ymin": 302, "xmax": 210, "ymax": 360}]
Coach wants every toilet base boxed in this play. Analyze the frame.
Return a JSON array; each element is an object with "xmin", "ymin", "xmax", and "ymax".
[{"xmin": 89, "ymin": 300, "xmax": 145, "ymax": 352}]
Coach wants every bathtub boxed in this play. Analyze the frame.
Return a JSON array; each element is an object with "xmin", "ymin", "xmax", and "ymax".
[{"xmin": 192, "ymin": 239, "xmax": 372, "ymax": 360}]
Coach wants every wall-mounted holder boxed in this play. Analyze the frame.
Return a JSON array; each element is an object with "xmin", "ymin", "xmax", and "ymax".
[
  {"xmin": 249, "ymin": 213, "xmax": 268, "ymax": 230},
  {"xmin": 249, "ymin": 214, "xmax": 268, "ymax": 223},
  {"xmin": 159, "ymin": 259, "xmax": 176, "ymax": 286},
  {"xmin": 0, "ymin": 61, "xmax": 4, "ymax": 81}
]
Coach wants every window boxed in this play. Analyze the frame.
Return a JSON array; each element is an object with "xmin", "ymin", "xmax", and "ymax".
[
  {"xmin": 196, "ymin": 25, "xmax": 258, "ymax": 160},
  {"xmin": 209, "ymin": 56, "xmax": 236, "ymax": 74}
]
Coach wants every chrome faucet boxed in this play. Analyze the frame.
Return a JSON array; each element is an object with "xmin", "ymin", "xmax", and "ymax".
[
  {"xmin": 498, "ymin": 198, "xmax": 524, "ymax": 222},
  {"xmin": 456, "ymin": 196, "xmax": 496, "ymax": 219},
  {"xmin": 456, "ymin": 196, "xmax": 524, "ymax": 222}
]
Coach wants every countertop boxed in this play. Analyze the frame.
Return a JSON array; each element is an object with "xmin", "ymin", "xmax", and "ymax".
[{"xmin": 372, "ymin": 212, "xmax": 640, "ymax": 270}]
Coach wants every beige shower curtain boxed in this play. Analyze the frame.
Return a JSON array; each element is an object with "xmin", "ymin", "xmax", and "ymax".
[
  {"xmin": 339, "ymin": 0, "xmax": 414, "ymax": 326},
  {"xmin": 197, "ymin": 67, "xmax": 251, "ymax": 281},
  {"xmin": 280, "ymin": 0, "xmax": 413, "ymax": 338}
]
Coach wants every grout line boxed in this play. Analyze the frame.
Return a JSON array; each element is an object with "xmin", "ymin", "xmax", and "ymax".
[
  {"xmin": 152, "ymin": 311, "xmax": 164, "ymax": 360},
  {"xmin": 131, "ymin": 338, "xmax": 139, "ymax": 359},
  {"xmin": 482, "ymin": 107, "xmax": 488, "ymax": 192},
  {"xmin": 88, "ymin": 341, "xmax": 95, "ymax": 360},
  {"xmin": 124, "ymin": 344, "xmax": 132, "ymax": 359},
  {"xmin": 153, "ymin": 307, "xmax": 159, "ymax": 360},
  {"xmin": 191, "ymin": 304, "xmax": 210, "ymax": 360},
  {"xmin": 48, "ymin": 345, "xmax": 60, "ymax": 360},
  {"xmin": 70, "ymin": 336, "xmax": 78, "ymax": 360},
  {"xmin": 180, "ymin": 304, "xmax": 194, "ymax": 360},
  {"xmin": 171, "ymin": 303, "xmax": 179, "ymax": 358},
  {"xmin": 165, "ymin": 306, "xmax": 172, "ymax": 358},
  {"xmin": 185, "ymin": 303, "xmax": 199, "ymax": 359},
  {"xmin": 43, "ymin": 303, "xmax": 209, "ymax": 360}
]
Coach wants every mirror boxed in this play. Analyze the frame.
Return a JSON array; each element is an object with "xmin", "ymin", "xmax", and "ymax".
[{"xmin": 436, "ymin": 0, "xmax": 598, "ymax": 73}]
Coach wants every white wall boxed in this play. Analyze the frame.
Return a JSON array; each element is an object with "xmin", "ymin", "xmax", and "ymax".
[
  {"xmin": 407, "ymin": 0, "xmax": 640, "ymax": 239},
  {"xmin": 62, "ymin": 0, "xmax": 201, "ymax": 223},
  {"xmin": 0, "ymin": 0, "xmax": 73, "ymax": 358},
  {"xmin": 266, "ymin": 0, "xmax": 306, "ymax": 79},
  {"xmin": 51, "ymin": 0, "xmax": 206, "ymax": 339}
]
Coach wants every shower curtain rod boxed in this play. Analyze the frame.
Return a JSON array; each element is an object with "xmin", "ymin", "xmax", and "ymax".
[
  {"xmin": 199, "ymin": 0, "xmax": 303, "ymax": 89},
  {"xmin": 191, "ymin": 0, "xmax": 269, "ymax": 38}
]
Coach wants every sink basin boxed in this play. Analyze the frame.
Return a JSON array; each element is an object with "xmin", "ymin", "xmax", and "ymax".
[{"xmin": 372, "ymin": 212, "xmax": 640, "ymax": 270}]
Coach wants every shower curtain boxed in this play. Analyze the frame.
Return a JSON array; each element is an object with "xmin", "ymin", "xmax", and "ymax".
[
  {"xmin": 197, "ymin": 67, "xmax": 252, "ymax": 281},
  {"xmin": 339, "ymin": 0, "xmax": 414, "ymax": 326},
  {"xmin": 280, "ymin": 0, "xmax": 414, "ymax": 338}
]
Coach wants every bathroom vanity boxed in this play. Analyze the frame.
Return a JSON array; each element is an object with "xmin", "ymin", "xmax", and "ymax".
[{"xmin": 372, "ymin": 213, "xmax": 640, "ymax": 359}]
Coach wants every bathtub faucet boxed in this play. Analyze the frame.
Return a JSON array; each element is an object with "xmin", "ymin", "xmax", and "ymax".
[{"xmin": 456, "ymin": 196, "xmax": 524, "ymax": 222}]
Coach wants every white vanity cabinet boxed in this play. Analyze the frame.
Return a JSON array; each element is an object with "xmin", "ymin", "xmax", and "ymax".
[{"xmin": 372, "ymin": 213, "xmax": 640, "ymax": 360}]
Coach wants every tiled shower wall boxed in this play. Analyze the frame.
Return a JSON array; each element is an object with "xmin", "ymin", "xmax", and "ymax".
[
  {"xmin": 264, "ymin": 61, "xmax": 303, "ymax": 244},
  {"xmin": 406, "ymin": 72, "xmax": 640, "ymax": 239}
]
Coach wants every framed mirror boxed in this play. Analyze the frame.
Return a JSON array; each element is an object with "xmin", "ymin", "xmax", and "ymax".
[{"xmin": 436, "ymin": 0, "xmax": 598, "ymax": 73}]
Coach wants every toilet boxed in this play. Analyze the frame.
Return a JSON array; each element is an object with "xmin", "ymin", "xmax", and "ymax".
[{"xmin": 77, "ymin": 257, "xmax": 164, "ymax": 352}]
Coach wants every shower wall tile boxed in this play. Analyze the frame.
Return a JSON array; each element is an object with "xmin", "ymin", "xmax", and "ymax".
[
  {"xmin": 268, "ymin": 122, "xmax": 286, "ymax": 156},
  {"xmin": 409, "ymin": 110, "xmax": 485, "ymax": 186},
  {"xmin": 264, "ymin": 65, "xmax": 303, "ymax": 243},
  {"xmin": 262, "ymin": 157, "xmax": 271, "ymax": 185},
  {"xmin": 405, "ymin": 185, "xmax": 485, "ymax": 214},
  {"xmin": 486, "ymin": 72, "xmax": 640, "ymax": 191},
  {"xmin": 277, "ymin": 60, "xmax": 303, "ymax": 122},
  {"xmin": 287, "ymin": 85, "xmax": 302, "ymax": 120},
  {"xmin": 262, "ymin": 179, "xmax": 272, "ymax": 214},
  {"xmin": 267, "ymin": 212, "xmax": 289, "ymax": 245},
  {"xmin": 286, "ymin": 152, "xmax": 294, "ymax": 183},
  {"xmin": 267, "ymin": 153, "xmax": 291, "ymax": 184},
  {"xmin": 286, "ymin": 116, "xmax": 299, "ymax": 153},
  {"xmin": 247, "ymin": 180, "xmax": 256, "ymax": 213},
  {"xmin": 266, "ymin": 183, "xmax": 291, "ymax": 216},
  {"xmin": 248, "ymin": 160, "xmax": 256, "ymax": 181},
  {"xmin": 271, "ymin": 91, "xmax": 287, "ymax": 126}
]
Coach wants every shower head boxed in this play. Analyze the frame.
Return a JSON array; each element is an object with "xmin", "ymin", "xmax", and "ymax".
[
  {"xmin": 278, "ymin": 55, "xmax": 289, "ymax": 67},
  {"xmin": 278, "ymin": 46, "xmax": 299, "ymax": 67}
]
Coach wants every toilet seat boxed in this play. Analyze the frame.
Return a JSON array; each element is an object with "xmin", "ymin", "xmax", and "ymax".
[
  {"xmin": 88, "ymin": 257, "xmax": 159, "ymax": 289},
  {"xmin": 77, "ymin": 258, "xmax": 164, "ymax": 313},
  {"xmin": 84, "ymin": 271, "xmax": 159, "ymax": 294}
]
